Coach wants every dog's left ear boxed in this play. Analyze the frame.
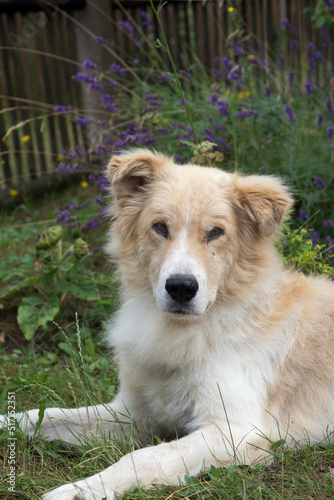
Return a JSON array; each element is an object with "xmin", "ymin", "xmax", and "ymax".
[
  {"xmin": 233, "ymin": 175, "xmax": 293, "ymax": 237},
  {"xmin": 107, "ymin": 149, "xmax": 167, "ymax": 203}
]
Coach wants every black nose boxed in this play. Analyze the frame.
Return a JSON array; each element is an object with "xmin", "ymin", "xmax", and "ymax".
[{"xmin": 165, "ymin": 274, "xmax": 199, "ymax": 303}]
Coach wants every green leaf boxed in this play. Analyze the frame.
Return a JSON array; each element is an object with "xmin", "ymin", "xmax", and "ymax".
[
  {"xmin": 34, "ymin": 400, "xmax": 46, "ymax": 437},
  {"xmin": 85, "ymin": 338, "xmax": 95, "ymax": 361},
  {"xmin": 58, "ymin": 342, "xmax": 76, "ymax": 357},
  {"xmin": 57, "ymin": 280, "xmax": 99, "ymax": 300},
  {"xmin": 270, "ymin": 438, "xmax": 286, "ymax": 451},
  {"xmin": 17, "ymin": 295, "xmax": 60, "ymax": 340}
]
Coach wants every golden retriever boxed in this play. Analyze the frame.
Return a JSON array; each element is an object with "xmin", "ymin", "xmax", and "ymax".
[{"xmin": 2, "ymin": 149, "xmax": 334, "ymax": 499}]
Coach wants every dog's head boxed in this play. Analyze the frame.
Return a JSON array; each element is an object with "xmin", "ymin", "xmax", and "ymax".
[{"xmin": 106, "ymin": 149, "xmax": 293, "ymax": 318}]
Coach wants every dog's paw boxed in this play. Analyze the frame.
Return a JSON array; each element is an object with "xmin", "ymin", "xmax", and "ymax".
[{"xmin": 43, "ymin": 477, "xmax": 116, "ymax": 500}]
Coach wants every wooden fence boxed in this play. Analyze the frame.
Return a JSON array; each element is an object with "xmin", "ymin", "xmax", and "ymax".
[{"xmin": 0, "ymin": 0, "xmax": 333, "ymax": 197}]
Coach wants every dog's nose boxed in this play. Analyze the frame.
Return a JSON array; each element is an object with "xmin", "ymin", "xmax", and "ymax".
[{"xmin": 165, "ymin": 274, "xmax": 199, "ymax": 303}]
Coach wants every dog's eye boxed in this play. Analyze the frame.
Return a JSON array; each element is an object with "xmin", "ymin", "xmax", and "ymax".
[
  {"xmin": 207, "ymin": 227, "xmax": 224, "ymax": 242},
  {"xmin": 152, "ymin": 222, "xmax": 169, "ymax": 238}
]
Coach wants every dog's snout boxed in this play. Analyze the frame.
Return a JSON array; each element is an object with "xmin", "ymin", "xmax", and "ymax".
[{"xmin": 165, "ymin": 274, "xmax": 199, "ymax": 303}]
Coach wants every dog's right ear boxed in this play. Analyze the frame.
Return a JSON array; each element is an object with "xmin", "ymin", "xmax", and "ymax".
[{"xmin": 107, "ymin": 149, "xmax": 167, "ymax": 204}]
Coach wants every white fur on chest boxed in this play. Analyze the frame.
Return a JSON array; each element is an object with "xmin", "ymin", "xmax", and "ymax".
[{"xmin": 108, "ymin": 294, "xmax": 294, "ymax": 436}]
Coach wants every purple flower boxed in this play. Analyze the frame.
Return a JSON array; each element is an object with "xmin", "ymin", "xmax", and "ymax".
[
  {"xmin": 213, "ymin": 69, "xmax": 223, "ymax": 78},
  {"xmin": 288, "ymin": 70, "xmax": 294, "ymax": 86},
  {"xmin": 209, "ymin": 93, "xmax": 219, "ymax": 105},
  {"xmin": 265, "ymin": 86, "xmax": 271, "ymax": 99},
  {"xmin": 73, "ymin": 117, "xmax": 92, "ymax": 127},
  {"xmin": 299, "ymin": 210, "xmax": 308, "ymax": 221},
  {"xmin": 174, "ymin": 153, "xmax": 185, "ymax": 164},
  {"xmin": 306, "ymin": 43, "xmax": 316, "ymax": 76},
  {"xmin": 95, "ymin": 36, "xmax": 113, "ymax": 46},
  {"xmin": 303, "ymin": 81, "xmax": 313, "ymax": 97},
  {"xmin": 279, "ymin": 54, "xmax": 285, "ymax": 71},
  {"xmin": 72, "ymin": 72, "xmax": 92, "ymax": 83},
  {"xmin": 314, "ymin": 178, "xmax": 326, "ymax": 188},
  {"xmin": 285, "ymin": 104, "xmax": 296, "ymax": 123},
  {"xmin": 82, "ymin": 59, "xmax": 101, "ymax": 72},
  {"xmin": 160, "ymin": 73, "xmax": 172, "ymax": 82},
  {"xmin": 221, "ymin": 56, "xmax": 233, "ymax": 71},
  {"xmin": 118, "ymin": 20, "xmax": 137, "ymax": 41},
  {"xmin": 110, "ymin": 63, "xmax": 126, "ymax": 77},
  {"xmin": 312, "ymin": 231, "xmax": 320, "ymax": 245},
  {"xmin": 217, "ymin": 100, "xmax": 230, "ymax": 118},
  {"xmin": 317, "ymin": 114, "xmax": 324, "ymax": 129},
  {"xmin": 88, "ymin": 81, "xmax": 105, "ymax": 92},
  {"xmin": 179, "ymin": 98, "xmax": 189, "ymax": 106},
  {"xmin": 326, "ymin": 97, "xmax": 334, "ymax": 120},
  {"xmin": 55, "ymin": 105, "xmax": 73, "ymax": 114},
  {"xmin": 179, "ymin": 70, "xmax": 192, "ymax": 79},
  {"xmin": 327, "ymin": 126, "xmax": 334, "ymax": 140},
  {"xmin": 324, "ymin": 219, "xmax": 334, "ymax": 229},
  {"xmin": 141, "ymin": 10, "xmax": 151, "ymax": 26},
  {"xmin": 290, "ymin": 40, "xmax": 298, "ymax": 51}
]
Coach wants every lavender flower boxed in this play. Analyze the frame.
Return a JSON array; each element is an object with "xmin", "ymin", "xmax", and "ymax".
[
  {"xmin": 279, "ymin": 54, "xmax": 285, "ymax": 72},
  {"xmin": 73, "ymin": 117, "xmax": 92, "ymax": 127},
  {"xmin": 288, "ymin": 70, "xmax": 294, "ymax": 86},
  {"xmin": 314, "ymin": 178, "xmax": 326, "ymax": 188},
  {"xmin": 209, "ymin": 93, "xmax": 219, "ymax": 105},
  {"xmin": 160, "ymin": 73, "xmax": 173, "ymax": 82},
  {"xmin": 118, "ymin": 20, "xmax": 137, "ymax": 41},
  {"xmin": 174, "ymin": 153, "xmax": 185, "ymax": 164},
  {"xmin": 88, "ymin": 81, "xmax": 105, "ymax": 92},
  {"xmin": 55, "ymin": 105, "xmax": 73, "ymax": 113},
  {"xmin": 326, "ymin": 96, "xmax": 334, "ymax": 120},
  {"xmin": 217, "ymin": 100, "xmax": 230, "ymax": 118},
  {"xmin": 303, "ymin": 81, "xmax": 313, "ymax": 97},
  {"xmin": 82, "ymin": 59, "xmax": 101, "ymax": 72},
  {"xmin": 306, "ymin": 43, "xmax": 315, "ymax": 76},
  {"xmin": 299, "ymin": 210, "xmax": 308, "ymax": 221},
  {"xmin": 317, "ymin": 114, "xmax": 323, "ymax": 129},
  {"xmin": 265, "ymin": 86, "xmax": 271, "ymax": 99},
  {"xmin": 110, "ymin": 63, "xmax": 126, "ymax": 77},
  {"xmin": 285, "ymin": 104, "xmax": 296, "ymax": 123},
  {"xmin": 312, "ymin": 231, "xmax": 320, "ymax": 245},
  {"xmin": 327, "ymin": 126, "xmax": 334, "ymax": 140},
  {"xmin": 141, "ymin": 10, "xmax": 151, "ymax": 26},
  {"xmin": 324, "ymin": 219, "xmax": 334, "ymax": 229},
  {"xmin": 290, "ymin": 40, "xmax": 298, "ymax": 51}
]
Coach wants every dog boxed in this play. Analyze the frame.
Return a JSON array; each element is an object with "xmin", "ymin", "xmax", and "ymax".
[{"xmin": 2, "ymin": 149, "xmax": 334, "ymax": 499}]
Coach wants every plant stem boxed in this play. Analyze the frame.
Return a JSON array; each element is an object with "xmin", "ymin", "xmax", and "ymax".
[{"xmin": 149, "ymin": 0, "xmax": 198, "ymax": 144}]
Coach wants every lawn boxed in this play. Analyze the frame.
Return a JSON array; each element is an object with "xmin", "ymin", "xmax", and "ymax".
[{"xmin": 1, "ymin": 2, "xmax": 334, "ymax": 499}]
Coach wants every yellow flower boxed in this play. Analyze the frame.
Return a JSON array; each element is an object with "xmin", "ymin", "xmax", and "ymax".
[
  {"xmin": 228, "ymin": 7, "xmax": 234, "ymax": 13},
  {"xmin": 237, "ymin": 91, "xmax": 245, "ymax": 101},
  {"xmin": 10, "ymin": 189, "xmax": 18, "ymax": 196},
  {"xmin": 1, "ymin": 136, "xmax": 7, "ymax": 142},
  {"xmin": 21, "ymin": 135, "xmax": 30, "ymax": 142},
  {"xmin": 56, "ymin": 154, "xmax": 63, "ymax": 161},
  {"xmin": 247, "ymin": 54, "xmax": 255, "ymax": 61},
  {"xmin": 81, "ymin": 181, "xmax": 89, "ymax": 188},
  {"xmin": 117, "ymin": 92, "xmax": 123, "ymax": 98},
  {"xmin": 244, "ymin": 90, "xmax": 251, "ymax": 97},
  {"xmin": 153, "ymin": 118, "xmax": 160, "ymax": 124}
]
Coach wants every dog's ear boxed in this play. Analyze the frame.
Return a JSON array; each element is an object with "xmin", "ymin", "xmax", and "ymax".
[
  {"xmin": 233, "ymin": 175, "xmax": 293, "ymax": 237},
  {"xmin": 107, "ymin": 149, "xmax": 167, "ymax": 203}
]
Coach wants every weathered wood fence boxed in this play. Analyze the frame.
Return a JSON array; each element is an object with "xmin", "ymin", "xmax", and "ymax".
[{"xmin": 0, "ymin": 0, "xmax": 333, "ymax": 195}]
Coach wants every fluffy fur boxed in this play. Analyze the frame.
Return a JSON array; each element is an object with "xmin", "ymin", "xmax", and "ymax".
[{"xmin": 2, "ymin": 149, "xmax": 334, "ymax": 500}]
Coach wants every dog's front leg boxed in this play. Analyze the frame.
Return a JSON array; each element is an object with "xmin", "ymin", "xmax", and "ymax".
[
  {"xmin": 0, "ymin": 400, "xmax": 132, "ymax": 446},
  {"xmin": 43, "ymin": 424, "xmax": 262, "ymax": 500}
]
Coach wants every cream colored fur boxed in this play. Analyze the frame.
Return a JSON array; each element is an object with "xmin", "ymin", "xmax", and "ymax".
[{"xmin": 1, "ymin": 149, "xmax": 333, "ymax": 500}]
